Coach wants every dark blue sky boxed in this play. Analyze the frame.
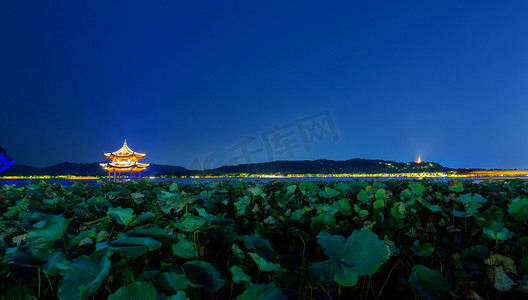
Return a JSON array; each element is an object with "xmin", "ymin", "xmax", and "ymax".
[{"xmin": 1, "ymin": 1, "xmax": 527, "ymax": 169}]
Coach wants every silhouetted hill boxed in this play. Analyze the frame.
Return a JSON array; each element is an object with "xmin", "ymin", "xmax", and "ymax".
[
  {"xmin": 167, "ymin": 158, "xmax": 455, "ymax": 176},
  {"xmin": 1, "ymin": 162, "xmax": 187, "ymax": 176}
]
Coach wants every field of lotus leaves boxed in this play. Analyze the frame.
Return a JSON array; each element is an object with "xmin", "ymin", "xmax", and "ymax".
[{"xmin": 1, "ymin": 178, "xmax": 528, "ymax": 299}]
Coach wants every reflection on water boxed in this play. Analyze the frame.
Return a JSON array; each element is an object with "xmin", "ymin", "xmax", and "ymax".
[{"xmin": 2, "ymin": 176, "xmax": 528, "ymax": 187}]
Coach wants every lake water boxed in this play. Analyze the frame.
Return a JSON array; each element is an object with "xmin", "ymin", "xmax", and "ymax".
[{"xmin": 1, "ymin": 176, "xmax": 526, "ymax": 186}]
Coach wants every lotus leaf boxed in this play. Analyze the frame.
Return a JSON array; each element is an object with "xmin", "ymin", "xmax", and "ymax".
[
  {"xmin": 172, "ymin": 234, "xmax": 197, "ymax": 259},
  {"xmin": 248, "ymin": 252, "xmax": 285, "ymax": 273},
  {"xmin": 4, "ymin": 198, "xmax": 30, "ymax": 218},
  {"xmin": 319, "ymin": 187, "xmax": 339, "ymax": 198},
  {"xmin": 26, "ymin": 216, "xmax": 71, "ymax": 250},
  {"xmin": 236, "ymin": 283, "xmax": 287, "ymax": 300},
  {"xmin": 108, "ymin": 281, "xmax": 158, "ymax": 300},
  {"xmin": 460, "ymin": 245, "xmax": 491, "ymax": 271},
  {"xmin": 129, "ymin": 211, "xmax": 155, "ymax": 227},
  {"xmin": 409, "ymin": 265, "xmax": 449, "ymax": 300},
  {"xmin": 181, "ymin": 260, "xmax": 225, "ymax": 292},
  {"xmin": 247, "ymin": 185, "xmax": 266, "ymax": 198},
  {"xmin": 167, "ymin": 291, "xmax": 190, "ymax": 300},
  {"xmin": 155, "ymin": 271, "xmax": 192, "ymax": 294},
  {"xmin": 230, "ymin": 265, "xmax": 252, "ymax": 287},
  {"xmin": 57, "ymin": 250, "xmax": 112, "ymax": 300},
  {"xmin": 96, "ymin": 236, "xmax": 162, "ymax": 258},
  {"xmin": 174, "ymin": 213, "xmax": 211, "ymax": 233},
  {"xmin": 411, "ymin": 240, "xmax": 434, "ymax": 257},
  {"xmin": 108, "ymin": 207, "xmax": 135, "ymax": 226},
  {"xmin": 243, "ymin": 235, "xmax": 279, "ymax": 260},
  {"xmin": 411, "ymin": 183, "xmax": 425, "ymax": 196},
  {"xmin": 356, "ymin": 189, "xmax": 371, "ymax": 203},
  {"xmin": 316, "ymin": 229, "xmax": 390, "ymax": 286},
  {"xmin": 508, "ymin": 197, "xmax": 528, "ymax": 222}
]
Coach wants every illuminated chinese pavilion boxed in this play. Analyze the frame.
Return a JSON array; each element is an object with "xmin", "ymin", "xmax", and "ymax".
[{"xmin": 100, "ymin": 139, "xmax": 150, "ymax": 181}]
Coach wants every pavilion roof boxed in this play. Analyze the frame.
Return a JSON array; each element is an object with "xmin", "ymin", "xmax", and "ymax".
[{"xmin": 103, "ymin": 139, "xmax": 147, "ymax": 159}]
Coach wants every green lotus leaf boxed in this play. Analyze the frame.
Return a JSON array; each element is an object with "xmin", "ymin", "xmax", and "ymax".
[
  {"xmin": 290, "ymin": 206, "xmax": 310, "ymax": 221},
  {"xmin": 4, "ymin": 246, "xmax": 63, "ymax": 271},
  {"xmin": 483, "ymin": 227, "xmax": 514, "ymax": 243},
  {"xmin": 451, "ymin": 209, "xmax": 478, "ymax": 218},
  {"xmin": 108, "ymin": 281, "xmax": 158, "ymax": 300},
  {"xmin": 390, "ymin": 203, "xmax": 406, "ymax": 219},
  {"xmin": 334, "ymin": 182, "xmax": 351, "ymax": 193},
  {"xmin": 125, "ymin": 226, "xmax": 175, "ymax": 243},
  {"xmin": 375, "ymin": 188, "xmax": 386, "ymax": 201},
  {"xmin": 68, "ymin": 227, "xmax": 97, "ymax": 249},
  {"xmin": 130, "ymin": 192, "xmax": 145, "ymax": 204},
  {"xmin": 173, "ymin": 213, "xmax": 212, "ymax": 233},
  {"xmin": 319, "ymin": 187, "xmax": 339, "ymax": 198},
  {"xmin": 316, "ymin": 229, "xmax": 390, "ymax": 286},
  {"xmin": 310, "ymin": 204, "xmax": 338, "ymax": 234},
  {"xmin": 448, "ymin": 179, "xmax": 463, "ymax": 192},
  {"xmin": 409, "ymin": 265, "xmax": 449, "ymax": 300},
  {"xmin": 299, "ymin": 181, "xmax": 318, "ymax": 195},
  {"xmin": 410, "ymin": 240, "xmax": 434, "ymax": 257},
  {"xmin": 508, "ymin": 197, "xmax": 528, "ymax": 222},
  {"xmin": 248, "ymin": 252, "xmax": 285, "ymax": 273},
  {"xmin": 236, "ymin": 283, "xmax": 287, "ymax": 300},
  {"xmin": 230, "ymin": 265, "xmax": 252, "ymax": 287},
  {"xmin": 136, "ymin": 270, "xmax": 160, "ymax": 282},
  {"xmin": 235, "ymin": 196, "xmax": 251, "ymax": 216},
  {"xmin": 356, "ymin": 189, "xmax": 371, "ymax": 203},
  {"xmin": 169, "ymin": 182, "xmax": 179, "ymax": 192},
  {"xmin": 167, "ymin": 291, "xmax": 190, "ymax": 300},
  {"xmin": 4, "ymin": 198, "xmax": 29, "ymax": 218},
  {"xmin": 26, "ymin": 216, "xmax": 71, "ymax": 250},
  {"xmin": 108, "ymin": 207, "xmax": 135, "ymax": 226},
  {"xmin": 243, "ymin": 235, "xmax": 279, "ymax": 260},
  {"xmin": 129, "ymin": 211, "xmax": 156, "ymax": 227},
  {"xmin": 57, "ymin": 250, "xmax": 112, "ymax": 300},
  {"xmin": 286, "ymin": 184, "xmax": 298, "ymax": 195},
  {"xmin": 43, "ymin": 251, "xmax": 68, "ymax": 276},
  {"xmin": 230, "ymin": 180, "xmax": 244, "ymax": 189},
  {"xmin": 309, "ymin": 260, "xmax": 335, "ymax": 285},
  {"xmin": 476, "ymin": 206, "xmax": 504, "ymax": 230},
  {"xmin": 399, "ymin": 188, "xmax": 412, "ymax": 200},
  {"xmin": 181, "ymin": 260, "xmax": 225, "ymax": 292},
  {"xmin": 460, "ymin": 245, "xmax": 491, "ymax": 271},
  {"xmin": 336, "ymin": 198, "xmax": 351, "ymax": 212},
  {"xmin": 96, "ymin": 236, "xmax": 162, "ymax": 258},
  {"xmin": 411, "ymin": 183, "xmax": 425, "ymax": 196},
  {"xmin": 458, "ymin": 193, "xmax": 485, "ymax": 207},
  {"xmin": 316, "ymin": 231, "xmax": 346, "ymax": 260},
  {"xmin": 334, "ymin": 265, "xmax": 360, "ymax": 286},
  {"xmin": 155, "ymin": 271, "xmax": 192, "ymax": 294},
  {"xmin": 172, "ymin": 234, "xmax": 197, "ymax": 259},
  {"xmin": 247, "ymin": 185, "xmax": 266, "ymax": 198}
]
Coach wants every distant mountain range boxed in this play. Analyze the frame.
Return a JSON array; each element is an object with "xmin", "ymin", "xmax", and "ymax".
[
  {"xmin": 0, "ymin": 158, "xmax": 455, "ymax": 177},
  {"xmin": 172, "ymin": 158, "xmax": 455, "ymax": 176}
]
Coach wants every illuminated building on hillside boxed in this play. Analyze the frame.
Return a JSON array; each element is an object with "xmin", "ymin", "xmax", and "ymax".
[
  {"xmin": 100, "ymin": 139, "xmax": 150, "ymax": 182},
  {"xmin": 415, "ymin": 156, "xmax": 422, "ymax": 163}
]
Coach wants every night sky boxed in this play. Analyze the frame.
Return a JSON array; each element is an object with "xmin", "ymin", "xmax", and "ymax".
[{"xmin": 1, "ymin": 1, "xmax": 527, "ymax": 170}]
